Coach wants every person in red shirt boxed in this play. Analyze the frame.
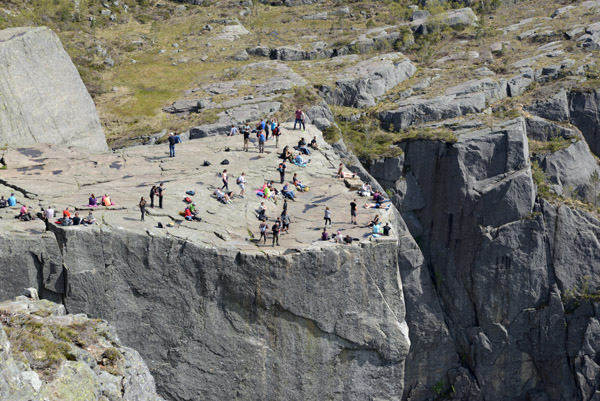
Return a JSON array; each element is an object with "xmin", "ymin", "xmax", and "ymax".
[{"xmin": 63, "ymin": 207, "xmax": 71, "ymax": 218}]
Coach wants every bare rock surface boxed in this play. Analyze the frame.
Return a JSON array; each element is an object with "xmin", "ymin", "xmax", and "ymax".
[
  {"xmin": 0, "ymin": 27, "xmax": 108, "ymax": 153},
  {"xmin": 0, "ymin": 297, "xmax": 164, "ymax": 401},
  {"xmin": 0, "ymin": 124, "xmax": 411, "ymax": 400}
]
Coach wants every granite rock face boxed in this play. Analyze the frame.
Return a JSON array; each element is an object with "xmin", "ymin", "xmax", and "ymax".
[
  {"xmin": 318, "ymin": 53, "xmax": 416, "ymax": 108},
  {"xmin": 0, "ymin": 297, "xmax": 164, "ymax": 401},
  {"xmin": 371, "ymin": 117, "xmax": 600, "ymax": 400},
  {"xmin": 0, "ymin": 27, "xmax": 108, "ymax": 152}
]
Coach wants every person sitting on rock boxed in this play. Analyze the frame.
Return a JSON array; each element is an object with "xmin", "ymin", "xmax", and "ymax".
[
  {"xmin": 102, "ymin": 194, "xmax": 112, "ymax": 206},
  {"xmin": 89, "ymin": 194, "xmax": 97, "ymax": 206},
  {"xmin": 280, "ymin": 146, "xmax": 293, "ymax": 163},
  {"xmin": 367, "ymin": 214, "xmax": 380, "ymax": 228},
  {"xmin": 372, "ymin": 192, "xmax": 386, "ymax": 203},
  {"xmin": 321, "ymin": 228, "xmax": 330, "ymax": 241},
  {"xmin": 294, "ymin": 153, "xmax": 306, "ymax": 167},
  {"xmin": 214, "ymin": 189, "xmax": 232, "ymax": 204},
  {"xmin": 19, "ymin": 205, "xmax": 33, "ymax": 221},
  {"xmin": 292, "ymin": 173, "xmax": 306, "ymax": 192},
  {"xmin": 7, "ymin": 193, "xmax": 17, "ymax": 207},
  {"xmin": 281, "ymin": 183, "xmax": 296, "ymax": 201},
  {"xmin": 309, "ymin": 136, "xmax": 319, "ymax": 149},
  {"xmin": 0, "ymin": 196, "xmax": 6, "ymax": 208},
  {"xmin": 82, "ymin": 211, "xmax": 96, "ymax": 225},
  {"xmin": 63, "ymin": 207, "xmax": 72, "ymax": 219},
  {"xmin": 358, "ymin": 183, "xmax": 372, "ymax": 197},
  {"xmin": 382, "ymin": 222, "xmax": 391, "ymax": 236},
  {"xmin": 334, "ymin": 230, "xmax": 344, "ymax": 243},
  {"xmin": 337, "ymin": 163, "xmax": 357, "ymax": 179},
  {"xmin": 257, "ymin": 202, "xmax": 267, "ymax": 221},
  {"xmin": 73, "ymin": 212, "xmax": 81, "ymax": 225},
  {"xmin": 298, "ymin": 138, "xmax": 311, "ymax": 155},
  {"xmin": 343, "ymin": 235, "xmax": 354, "ymax": 244}
]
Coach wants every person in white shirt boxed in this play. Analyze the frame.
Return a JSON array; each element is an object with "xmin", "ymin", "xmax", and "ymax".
[{"xmin": 237, "ymin": 172, "xmax": 247, "ymax": 198}]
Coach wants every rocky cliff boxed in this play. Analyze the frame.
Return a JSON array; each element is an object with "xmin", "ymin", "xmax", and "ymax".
[
  {"xmin": 0, "ymin": 27, "xmax": 108, "ymax": 152},
  {"xmin": 0, "ymin": 296, "xmax": 164, "ymax": 401}
]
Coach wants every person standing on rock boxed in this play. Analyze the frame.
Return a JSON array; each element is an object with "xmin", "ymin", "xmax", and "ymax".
[
  {"xmin": 157, "ymin": 183, "xmax": 165, "ymax": 209},
  {"xmin": 272, "ymin": 217, "xmax": 281, "ymax": 246},
  {"xmin": 350, "ymin": 199, "xmax": 357, "ymax": 225},
  {"xmin": 237, "ymin": 172, "xmax": 247, "ymax": 198},
  {"xmin": 259, "ymin": 220, "xmax": 268, "ymax": 244},
  {"xmin": 229, "ymin": 124, "xmax": 238, "ymax": 137},
  {"xmin": 258, "ymin": 130, "xmax": 266, "ymax": 153},
  {"xmin": 278, "ymin": 161, "xmax": 286, "ymax": 184},
  {"xmin": 243, "ymin": 127, "xmax": 250, "ymax": 152},
  {"xmin": 168, "ymin": 132, "xmax": 182, "ymax": 158},
  {"xmin": 221, "ymin": 169, "xmax": 229, "ymax": 191},
  {"xmin": 324, "ymin": 206, "xmax": 332, "ymax": 228},
  {"xmin": 272, "ymin": 123, "xmax": 281, "ymax": 148},
  {"xmin": 281, "ymin": 210, "xmax": 290, "ymax": 233},
  {"xmin": 150, "ymin": 185, "xmax": 157, "ymax": 208},
  {"xmin": 139, "ymin": 197, "xmax": 147, "ymax": 221},
  {"xmin": 294, "ymin": 108, "xmax": 305, "ymax": 130}
]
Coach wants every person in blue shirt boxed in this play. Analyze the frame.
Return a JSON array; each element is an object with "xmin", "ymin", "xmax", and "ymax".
[
  {"xmin": 7, "ymin": 193, "xmax": 17, "ymax": 206},
  {"xmin": 168, "ymin": 132, "xmax": 182, "ymax": 157}
]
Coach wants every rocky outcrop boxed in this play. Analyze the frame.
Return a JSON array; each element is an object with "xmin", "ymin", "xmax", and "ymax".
[
  {"xmin": 0, "ymin": 27, "xmax": 108, "ymax": 152},
  {"xmin": 370, "ymin": 117, "xmax": 600, "ymax": 400},
  {"xmin": 318, "ymin": 52, "xmax": 416, "ymax": 108},
  {"xmin": 569, "ymin": 88, "xmax": 600, "ymax": 156},
  {"xmin": 0, "ymin": 297, "xmax": 163, "ymax": 401}
]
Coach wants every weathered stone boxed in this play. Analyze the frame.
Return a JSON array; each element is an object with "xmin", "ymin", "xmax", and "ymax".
[
  {"xmin": 526, "ymin": 89, "xmax": 570, "ymax": 122},
  {"xmin": 569, "ymin": 88, "xmax": 600, "ymax": 156},
  {"xmin": 0, "ymin": 27, "xmax": 108, "ymax": 152},
  {"xmin": 526, "ymin": 115, "xmax": 578, "ymax": 141},
  {"xmin": 319, "ymin": 52, "xmax": 416, "ymax": 108}
]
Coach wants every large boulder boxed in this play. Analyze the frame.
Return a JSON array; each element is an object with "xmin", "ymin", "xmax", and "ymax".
[
  {"xmin": 569, "ymin": 88, "xmax": 600, "ymax": 156},
  {"xmin": 0, "ymin": 27, "xmax": 108, "ymax": 152},
  {"xmin": 319, "ymin": 53, "xmax": 416, "ymax": 108}
]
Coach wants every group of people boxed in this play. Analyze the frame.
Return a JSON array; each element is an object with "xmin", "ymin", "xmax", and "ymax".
[
  {"xmin": 0, "ymin": 193, "xmax": 17, "ymax": 208},
  {"xmin": 87, "ymin": 193, "xmax": 114, "ymax": 207}
]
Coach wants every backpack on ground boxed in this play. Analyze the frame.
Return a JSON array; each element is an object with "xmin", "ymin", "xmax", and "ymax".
[
  {"xmin": 203, "ymin": 160, "xmax": 211, "ymax": 166},
  {"xmin": 186, "ymin": 190, "xmax": 195, "ymax": 196},
  {"xmin": 184, "ymin": 197, "xmax": 192, "ymax": 204},
  {"xmin": 221, "ymin": 159, "xmax": 229, "ymax": 165}
]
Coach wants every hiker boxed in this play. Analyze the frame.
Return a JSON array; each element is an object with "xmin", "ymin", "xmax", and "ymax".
[
  {"xmin": 263, "ymin": 118, "xmax": 271, "ymax": 140},
  {"xmin": 168, "ymin": 132, "xmax": 182, "ymax": 157},
  {"xmin": 292, "ymin": 173, "xmax": 306, "ymax": 191},
  {"xmin": 270, "ymin": 118, "xmax": 277, "ymax": 139},
  {"xmin": 259, "ymin": 221, "xmax": 268, "ymax": 244},
  {"xmin": 278, "ymin": 161, "xmax": 286, "ymax": 184},
  {"xmin": 221, "ymin": 169, "xmax": 229, "ymax": 191},
  {"xmin": 61, "ymin": 215, "xmax": 72, "ymax": 226},
  {"xmin": 63, "ymin": 207, "xmax": 72, "ymax": 219},
  {"xmin": 0, "ymin": 196, "xmax": 5, "ymax": 208},
  {"xmin": 243, "ymin": 127, "xmax": 250, "ymax": 152},
  {"xmin": 150, "ymin": 185, "xmax": 157, "ymax": 208},
  {"xmin": 257, "ymin": 202, "xmax": 267, "ymax": 221},
  {"xmin": 282, "ymin": 199, "xmax": 288, "ymax": 215},
  {"xmin": 294, "ymin": 153, "xmax": 305, "ymax": 166},
  {"xmin": 139, "ymin": 197, "xmax": 146, "ymax": 221},
  {"xmin": 82, "ymin": 211, "xmax": 96, "ymax": 225},
  {"xmin": 321, "ymin": 228, "xmax": 330, "ymax": 241},
  {"xmin": 343, "ymin": 235, "xmax": 354, "ymax": 244},
  {"xmin": 281, "ymin": 183, "xmax": 295, "ymax": 201},
  {"xmin": 334, "ymin": 230, "xmax": 344, "ymax": 243},
  {"xmin": 309, "ymin": 136, "xmax": 319, "ymax": 149},
  {"xmin": 44, "ymin": 206, "xmax": 54, "ymax": 230},
  {"xmin": 73, "ymin": 212, "xmax": 81, "ymax": 226},
  {"xmin": 298, "ymin": 138, "xmax": 311, "ymax": 155},
  {"xmin": 337, "ymin": 163, "xmax": 357, "ymax": 179},
  {"xmin": 157, "ymin": 183, "xmax": 165, "ymax": 208},
  {"xmin": 189, "ymin": 202, "xmax": 199, "ymax": 217},
  {"xmin": 88, "ymin": 194, "xmax": 97, "ymax": 206},
  {"xmin": 294, "ymin": 108, "xmax": 305, "ymax": 130},
  {"xmin": 229, "ymin": 124, "xmax": 238, "ymax": 136},
  {"xmin": 272, "ymin": 218, "xmax": 281, "ymax": 246},
  {"xmin": 258, "ymin": 130, "xmax": 266, "ymax": 153},
  {"xmin": 350, "ymin": 199, "xmax": 357, "ymax": 225},
  {"xmin": 281, "ymin": 210, "xmax": 290, "ymax": 233},
  {"xmin": 7, "ymin": 193, "xmax": 16, "ymax": 207},
  {"xmin": 273, "ymin": 123, "xmax": 281, "ymax": 148},
  {"xmin": 383, "ymin": 222, "xmax": 392, "ymax": 236},
  {"xmin": 364, "ymin": 202, "xmax": 391, "ymax": 210},
  {"xmin": 324, "ymin": 207, "xmax": 332, "ymax": 228},
  {"xmin": 237, "ymin": 172, "xmax": 247, "ymax": 198}
]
